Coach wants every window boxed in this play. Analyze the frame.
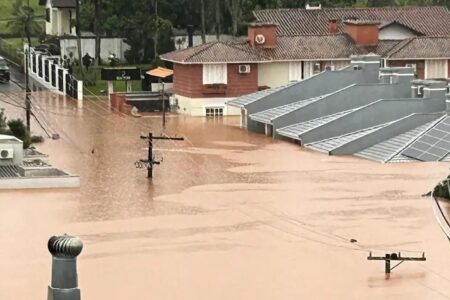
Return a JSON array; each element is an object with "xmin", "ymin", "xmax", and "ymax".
[
  {"xmin": 288, "ymin": 62, "xmax": 302, "ymax": 82},
  {"xmin": 203, "ymin": 64, "xmax": 227, "ymax": 84},
  {"xmin": 46, "ymin": 8, "xmax": 50, "ymax": 22},
  {"xmin": 205, "ymin": 107, "xmax": 224, "ymax": 117},
  {"xmin": 313, "ymin": 62, "xmax": 321, "ymax": 74}
]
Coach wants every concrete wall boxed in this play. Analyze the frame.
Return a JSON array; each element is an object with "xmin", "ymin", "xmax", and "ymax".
[
  {"xmin": 331, "ymin": 113, "xmax": 444, "ymax": 155},
  {"xmin": 379, "ymin": 23, "xmax": 417, "ymax": 40},
  {"xmin": 299, "ymin": 97, "xmax": 446, "ymax": 144},
  {"xmin": 59, "ymin": 38, "xmax": 130, "ymax": 61},
  {"xmin": 257, "ymin": 62, "xmax": 290, "ymax": 88},
  {"xmin": 0, "ymin": 176, "xmax": 80, "ymax": 189},
  {"xmin": 45, "ymin": 2, "xmax": 75, "ymax": 36},
  {"xmin": 271, "ymin": 81, "xmax": 412, "ymax": 135}
]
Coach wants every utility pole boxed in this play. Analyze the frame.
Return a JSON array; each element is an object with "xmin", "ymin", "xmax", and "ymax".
[
  {"xmin": 161, "ymin": 78, "xmax": 165, "ymax": 128},
  {"xmin": 367, "ymin": 252, "xmax": 426, "ymax": 274},
  {"xmin": 136, "ymin": 132, "xmax": 184, "ymax": 178},
  {"xmin": 25, "ymin": 0, "xmax": 31, "ymax": 133}
]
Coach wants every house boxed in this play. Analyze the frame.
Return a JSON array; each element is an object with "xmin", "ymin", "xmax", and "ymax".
[
  {"xmin": 227, "ymin": 55, "xmax": 450, "ymax": 163},
  {"xmin": 0, "ymin": 135, "xmax": 79, "ymax": 189},
  {"xmin": 39, "ymin": 0, "xmax": 76, "ymax": 36},
  {"xmin": 161, "ymin": 5, "xmax": 450, "ymax": 117}
]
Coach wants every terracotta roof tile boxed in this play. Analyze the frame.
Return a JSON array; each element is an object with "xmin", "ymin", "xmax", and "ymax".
[
  {"xmin": 387, "ymin": 36, "xmax": 450, "ymax": 59},
  {"xmin": 162, "ymin": 35, "xmax": 372, "ymax": 63},
  {"xmin": 254, "ymin": 6, "xmax": 450, "ymax": 36}
]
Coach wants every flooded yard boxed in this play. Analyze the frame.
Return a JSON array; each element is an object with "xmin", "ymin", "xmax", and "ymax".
[{"xmin": 0, "ymin": 93, "xmax": 450, "ymax": 299}]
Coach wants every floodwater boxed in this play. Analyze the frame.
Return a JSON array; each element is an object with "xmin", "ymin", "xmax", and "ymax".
[{"xmin": 1, "ymin": 92, "xmax": 450, "ymax": 299}]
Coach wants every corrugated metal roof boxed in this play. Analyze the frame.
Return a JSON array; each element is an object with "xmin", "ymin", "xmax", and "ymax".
[
  {"xmin": 276, "ymin": 108, "xmax": 357, "ymax": 140},
  {"xmin": 355, "ymin": 118, "xmax": 441, "ymax": 162},
  {"xmin": 0, "ymin": 165, "xmax": 19, "ymax": 178},
  {"xmin": 249, "ymin": 94, "xmax": 328, "ymax": 124},
  {"xmin": 227, "ymin": 84, "xmax": 295, "ymax": 108},
  {"xmin": 306, "ymin": 122, "xmax": 392, "ymax": 154}
]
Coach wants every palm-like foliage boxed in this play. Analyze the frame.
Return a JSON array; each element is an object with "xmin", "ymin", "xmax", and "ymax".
[{"xmin": 7, "ymin": 0, "xmax": 42, "ymax": 46}]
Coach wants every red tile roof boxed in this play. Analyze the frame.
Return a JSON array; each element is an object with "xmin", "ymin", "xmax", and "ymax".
[
  {"xmin": 386, "ymin": 36, "xmax": 450, "ymax": 59},
  {"xmin": 161, "ymin": 35, "xmax": 371, "ymax": 63},
  {"xmin": 253, "ymin": 6, "xmax": 450, "ymax": 36}
]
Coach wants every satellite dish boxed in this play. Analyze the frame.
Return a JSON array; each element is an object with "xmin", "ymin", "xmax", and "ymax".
[{"xmin": 255, "ymin": 34, "xmax": 265, "ymax": 45}]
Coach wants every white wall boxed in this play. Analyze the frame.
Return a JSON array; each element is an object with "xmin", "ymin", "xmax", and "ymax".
[
  {"xmin": 379, "ymin": 23, "xmax": 417, "ymax": 40},
  {"xmin": 45, "ymin": 1, "xmax": 75, "ymax": 36},
  {"xmin": 258, "ymin": 62, "xmax": 290, "ymax": 88},
  {"xmin": 59, "ymin": 38, "xmax": 130, "ymax": 61},
  {"xmin": 175, "ymin": 94, "xmax": 240, "ymax": 116},
  {"xmin": 425, "ymin": 59, "xmax": 449, "ymax": 79}
]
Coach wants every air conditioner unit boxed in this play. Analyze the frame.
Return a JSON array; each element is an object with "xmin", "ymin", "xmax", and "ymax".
[
  {"xmin": 239, "ymin": 64, "xmax": 251, "ymax": 74},
  {"xmin": 0, "ymin": 148, "xmax": 13, "ymax": 159},
  {"xmin": 325, "ymin": 65, "xmax": 335, "ymax": 71}
]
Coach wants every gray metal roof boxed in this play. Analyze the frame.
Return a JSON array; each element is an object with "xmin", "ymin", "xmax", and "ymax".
[
  {"xmin": 249, "ymin": 94, "xmax": 328, "ymax": 124},
  {"xmin": 355, "ymin": 118, "xmax": 442, "ymax": 162},
  {"xmin": 276, "ymin": 108, "xmax": 357, "ymax": 140},
  {"xmin": 306, "ymin": 122, "xmax": 392, "ymax": 154},
  {"xmin": 0, "ymin": 166, "xmax": 19, "ymax": 178},
  {"xmin": 402, "ymin": 116, "xmax": 450, "ymax": 161},
  {"xmin": 227, "ymin": 83, "xmax": 296, "ymax": 108}
]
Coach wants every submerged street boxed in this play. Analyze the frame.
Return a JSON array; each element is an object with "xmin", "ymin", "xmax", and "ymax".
[{"xmin": 0, "ymin": 92, "xmax": 450, "ymax": 299}]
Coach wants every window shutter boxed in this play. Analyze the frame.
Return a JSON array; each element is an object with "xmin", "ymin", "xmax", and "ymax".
[
  {"xmin": 203, "ymin": 64, "xmax": 227, "ymax": 84},
  {"xmin": 289, "ymin": 62, "xmax": 302, "ymax": 82}
]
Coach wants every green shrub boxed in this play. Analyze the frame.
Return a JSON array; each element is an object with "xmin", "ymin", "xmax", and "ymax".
[
  {"xmin": 434, "ymin": 176, "xmax": 450, "ymax": 200},
  {"xmin": 7, "ymin": 119, "xmax": 31, "ymax": 149}
]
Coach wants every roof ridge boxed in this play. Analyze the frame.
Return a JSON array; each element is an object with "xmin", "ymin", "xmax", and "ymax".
[
  {"xmin": 255, "ymin": 5, "xmax": 448, "ymax": 11},
  {"xmin": 224, "ymin": 40, "xmax": 272, "ymax": 61},
  {"xmin": 185, "ymin": 42, "xmax": 219, "ymax": 62},
  {"xmin": 385, "ymin": 37, "xmax": 415, "ymax": 58}
]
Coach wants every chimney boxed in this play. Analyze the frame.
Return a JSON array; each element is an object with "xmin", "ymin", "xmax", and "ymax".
[
  {"xmin": 248, "ymin": 22, "xmax": 277, "ymax": 48},
  {"xmin": 328, "ymin": 19, "xmax": 338, "ymax": 34},
  {"xmin": 187, "ymin": 25, "xmax": 194, "ymax": 48},
  {"xmin": 344, "ymin": 20, "xmax": 380, "ymax": 47}
]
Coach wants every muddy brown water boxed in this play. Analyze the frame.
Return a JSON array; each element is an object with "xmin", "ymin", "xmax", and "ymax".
[{"xmin": 0, "ymin": 92, "xmax": 450, "ymax": 299}]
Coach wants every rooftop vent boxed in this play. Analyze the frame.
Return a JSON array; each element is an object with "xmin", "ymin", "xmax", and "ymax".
[{"xmin": 306, "ymin": 3, "xmax": 322, "ymax": 10}]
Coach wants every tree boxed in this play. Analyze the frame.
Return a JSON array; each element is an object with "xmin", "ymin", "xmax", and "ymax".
[
  {"xmin": 227, "ymin": 0, "xmax": 241, "ymax": 36},
  {"xmin": 7, "ymin": 0, "xmax": 41, "ymax": 47},
  {"xmin": 215, "ymin": 0, "xmax": 222, "ymax": 40},
  {"xmin": 200, "ymin": 0, "xmax": 206, "ymax": 43}
]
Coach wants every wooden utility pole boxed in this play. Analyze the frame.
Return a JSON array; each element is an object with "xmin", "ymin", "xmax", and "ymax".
[
  {"xmin": 25, "ymin": 0, "xmax": 31, "ymax": 133},
  {"xmin": 137, "ymin": 133, "xmax": 184, "ymax": 178},
  {"xmin": 367, "ymin": 252, "xmax": 426, "ymax": 274}
]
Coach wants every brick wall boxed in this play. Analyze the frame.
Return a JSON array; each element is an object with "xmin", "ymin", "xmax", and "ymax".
[
  {"xmin": 173, "ymin": 63, "xmax": 258, "ymax": 98},
  {"xmin": 388, "ymin": 60, "xmax": 425, "ymax": 79},
  {"xmin": 345, "ymin": 23, "xmax": 379, "ymax": 46}
]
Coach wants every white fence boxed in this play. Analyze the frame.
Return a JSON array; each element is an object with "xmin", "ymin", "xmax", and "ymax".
[{"xmin": 24, "ymin": 44, "xmax": 83, "ymax": 101}]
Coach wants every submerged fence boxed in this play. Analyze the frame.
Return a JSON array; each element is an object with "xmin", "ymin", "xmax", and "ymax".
[{"xmin": 25, "ymin": 44, "xmax": 83, "ymax": 100}]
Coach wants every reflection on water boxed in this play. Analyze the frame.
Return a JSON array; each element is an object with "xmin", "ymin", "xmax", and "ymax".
[{"xmin": 0, "ymin": 92, "xmax": 450, "ymax": 300}]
